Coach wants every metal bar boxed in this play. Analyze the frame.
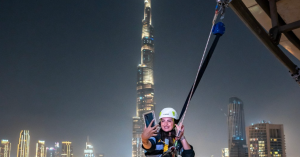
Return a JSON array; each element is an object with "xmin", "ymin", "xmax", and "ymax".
[
  {"xmin": 269, "ymin": 0, "xmax": 278, "ymax": 27},
  {"xmin": 256, "ymin": 0, "xmax": 300, "ymax": 51},
  {"xmin": 279, "ymin": 20, "xmax": 300, "ymax": 33},
  {"xmin": 229, "ymin": 0, "xmax": 297, "ymax": 74}
]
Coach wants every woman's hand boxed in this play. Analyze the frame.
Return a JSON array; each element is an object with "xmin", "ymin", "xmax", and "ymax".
[
  {"xmin": 141, "ymin": 120, "xmax": 159, "ymax": 149},
  {"xmin": 175, "ymin": 123, "xmax": 184, "ymax": 141},
  {"xmin": 141, "ymin": 119, "xmax": 159, "ymax": 142},
  {"xmin": 175, "ymin": 123, "xmax": 191, "ymax": 150}
]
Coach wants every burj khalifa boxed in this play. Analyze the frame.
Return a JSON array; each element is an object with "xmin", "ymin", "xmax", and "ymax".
[{"xmin": 132, "ymin": 0, "xmax": 155, "ymax": 157}]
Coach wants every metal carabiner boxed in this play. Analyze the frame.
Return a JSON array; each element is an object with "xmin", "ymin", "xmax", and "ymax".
[{"xmin": 216, "ymin": 0, "xmax": 232, "ymax": 20}]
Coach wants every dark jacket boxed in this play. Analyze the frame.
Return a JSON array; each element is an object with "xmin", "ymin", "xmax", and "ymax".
[{"xmin": 142, "ymin": 131, "xmax": 195, "ymax": 157}]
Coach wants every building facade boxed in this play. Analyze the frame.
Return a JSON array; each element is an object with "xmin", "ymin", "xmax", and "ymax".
[
  {"xmin": 46, "ymin": 147, "xmax": 55, "ymax": 157},
  {"xmin": 230, "ymin": 140, "xmax": 248, "ymax": 157},
  {"xmin": 36, "ymin": 141, "xmax": 46, "ymax": 157},
  {"xmin": 54, "ymin": 142, "xmax": 60, "ymax": 157},
  {"xmin": 0, "ymin": 140, "xmax": 11, "ymax": 157},
  {"xmin": 222, "ymin": 148, "xmax": 229, "ymax": 157},
  {"xmin": 132, "ymin": 0, "xmax": 155, "ymax": 157},
  {"xmin": 84, "ymin": 137, "xmax": 94, "ymax": 157},
  {"xmin": 17, "ymin": 130, "xmax": 30, "ymax": 157},
  {"xmin": 228, "ymin": 97, "xmax": 248, "ymax": 157},
  {"xmin": 61, "ymin": 142, "xmax": 73, "ymax": 157},
  {"xmin": 246, "ymin": 121, "xmax": 286, "ymax": 157}
]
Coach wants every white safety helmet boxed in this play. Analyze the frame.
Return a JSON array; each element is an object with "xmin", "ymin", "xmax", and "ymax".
[{"xmin": 159, "ymin": 107, "xmax": 179, "ymax": 120}]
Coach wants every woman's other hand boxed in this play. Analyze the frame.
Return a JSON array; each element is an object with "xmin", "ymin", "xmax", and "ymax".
[{"xmin": 175, "ymin": 123, "xmax": 184, "ymax": 141}]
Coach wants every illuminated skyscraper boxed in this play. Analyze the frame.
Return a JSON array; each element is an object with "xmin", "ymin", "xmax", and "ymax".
[
  {"xmin": 46, "ymin": 147, "xmax": 55, "ymax": 157},
  {"xmin": 222, "ymin": 148, "xmax": 229, "ymax": 157},
  {"xmin": 227, "ymin": 97, "xmax": 247, "ymax": 157},
  {"xmin": 54, "ymin": 142, "xmax": 60, "ymax": 157},
  {"xmin": 84, "ymin": 137, "xmax": 94, "ymax": 157},
  {"xmin": 132, "ymin": 0, "xmax": 155, "ymax": 157},
  {"xmin": 0, "ymin": 140, "xmax": 11, "ymax": 157},
  {"xmin": 17, "ymin": 130, "xmax": 30, "ymax": 157},
  {"xmin": 246, "ymin": 121, "xmax": 286, "ymax": 157},
  {"xmin": 36, "ymin": 141, "xmax": 46, "ymax": 157},
  {"xmin": 61, "ymin": 142, "xmax": 73, "ymax": 157}
]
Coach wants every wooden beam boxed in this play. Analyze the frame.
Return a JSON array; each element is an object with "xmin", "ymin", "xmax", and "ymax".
[
  {"xmin": 256, "ymin": 0, "xmax": 300, "ymax": 51},
  {"xmin": 229, "ymin": 0, "xmax": 297, "ymax": 74}
]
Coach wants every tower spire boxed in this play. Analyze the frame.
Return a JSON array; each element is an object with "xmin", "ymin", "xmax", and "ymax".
[{"xmin": 143, "ymin": 0, "xmax": 152, "ymax": 25}]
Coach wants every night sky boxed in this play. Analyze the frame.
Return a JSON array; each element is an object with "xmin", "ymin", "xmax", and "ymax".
[{"xmin": 1, "ymin": 0, "xmax": 300, "ymax": 157}]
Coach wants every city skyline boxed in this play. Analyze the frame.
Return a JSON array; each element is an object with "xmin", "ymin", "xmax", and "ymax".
[
  {"xmin": 1, "ymin": 0, "xmax": 300, "ymax": 157},
  {"xmin": 0, "ymin": 138, "xmax": 104, "ymax": 157},
  {"xmin": 0, "ymin": 99, "xmax": 297, "ymax": 157}
]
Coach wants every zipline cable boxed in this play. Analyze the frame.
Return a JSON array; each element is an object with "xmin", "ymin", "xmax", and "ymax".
[
  {"xmin": 178, "ymin": 31, "xmax": 224, "ymax": 123},
  {"xmin": 178, "ymin": 24, "xmax": 214, "ymax": 125},
  {"xmin": 178, "ymin": 6, "xmax": 221, "ymax": 124},
  {"xmin": 170, "ymin": 1, "xmax": 229, "ymax": 156},
  {"xmin": 174, "ymin": 21, "xmax": 225, "ymax": 154}
]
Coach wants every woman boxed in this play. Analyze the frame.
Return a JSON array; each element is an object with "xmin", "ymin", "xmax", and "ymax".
[{"xmin": 141, "ymin": 108, "xmax": 195, "ymax": 157}]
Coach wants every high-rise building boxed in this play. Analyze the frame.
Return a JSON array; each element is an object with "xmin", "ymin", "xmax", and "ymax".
[
  {"xmin": 246, "ymin": 121, "xmax": 286, "ymax": 157},
  {"xmin": 0, "ymin": 140, "xmax": 11, "ymax": 157},
  {"xmin": 36, "ymin": 141, "xmax": 46, "ymax": 157},
  {"xmin": 222, "ymin": 148, "xmax": 229, "ymax": 157},
  {"xmin": 227, "ymin": 97, "xmax": 248, "ymax": 157},
  {"xmin": 132, "ymin": 0, "xmax": 155, "ymax": 157},
  {"xmin": 46, "ymin": 147, "xmax": 55, "ymax": 157},
  {"xmin": 54, "ymin": 142, "xmax": 60, "ymax": 157},
  {"xmin": 84, "ymin": 137, "xmax": 94, "ymax": 157},
  {"xmin": 61, "ymin": 142, "xmax": 73, "ymax": 157},
  {"xmin": 229, "ymin": 140, "xmax": 248, "ymax": 157},
  {"xmin": 17, "ymin": 130, "xmax": 30, "ymax": 157}
]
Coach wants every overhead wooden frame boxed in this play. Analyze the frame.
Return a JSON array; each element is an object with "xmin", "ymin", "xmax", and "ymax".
[{"xmin": 229, "ymin": 0, "xmax": 300, "ymax": 85}]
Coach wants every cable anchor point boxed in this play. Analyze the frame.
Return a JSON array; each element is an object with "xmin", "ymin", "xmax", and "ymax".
[
  {"xmin": 216, "ymin": 0, "xmax": 232, "ymax": 20},
  {"xmin": 290, "ymin": 67, "xmax": 300, "ymax": 86}
]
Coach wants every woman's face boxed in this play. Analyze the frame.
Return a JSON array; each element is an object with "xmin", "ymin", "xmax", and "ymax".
[{"xmin": 161, "ymin": 117, "xmax": 174, "ymax": 132}]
